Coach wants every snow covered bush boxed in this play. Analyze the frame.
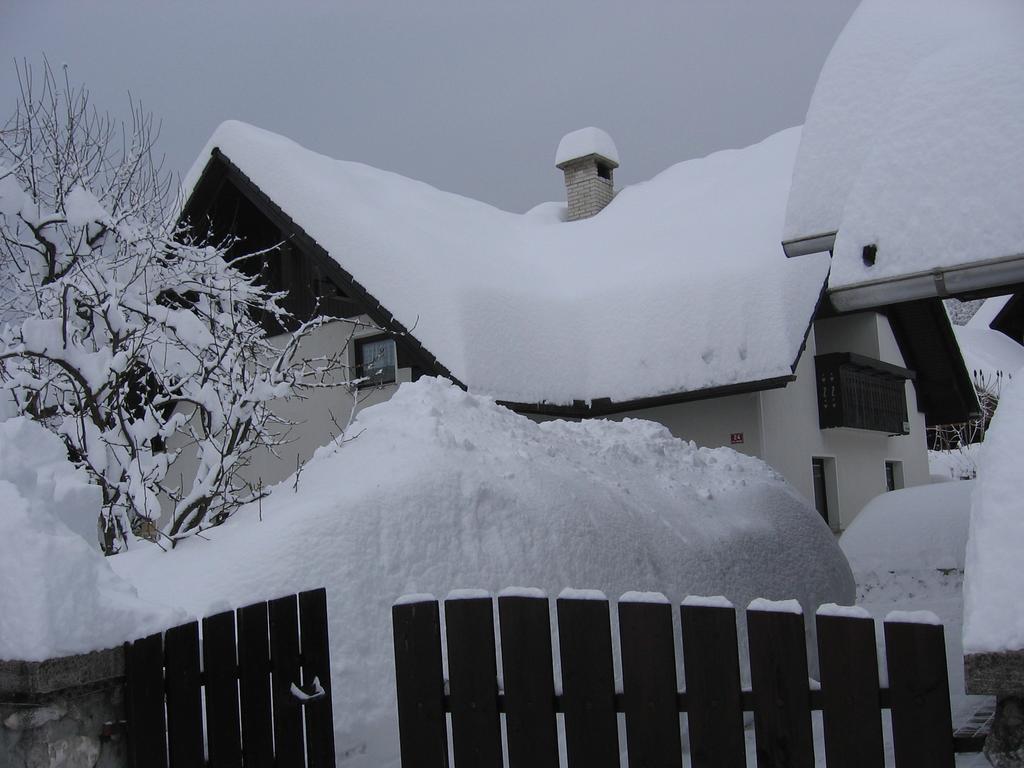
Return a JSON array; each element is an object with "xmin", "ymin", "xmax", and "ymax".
[
  {"xmin": 0, "ymin": 416, "xmax": 180, "ymax": 661},
  {"xmin": 112, "ymin": 377, "xmax": 855, "ymax": 767},
  {"xmin": 0, "ymin": 61, "xmax": 342, "ymax": 551}
]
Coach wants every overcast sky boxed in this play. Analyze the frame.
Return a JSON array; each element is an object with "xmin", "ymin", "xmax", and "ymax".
[{"xmin": 2, "ymin": 1, "xmax": 859, "ymax": 212}]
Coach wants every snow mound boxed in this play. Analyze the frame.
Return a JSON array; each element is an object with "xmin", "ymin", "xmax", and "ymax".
[
  {"xmin": 182, "ymin": 122, "xmax": 828, "ymax": 406},
  {"xmin": 964, "ymin": 375, "xmax": 1024, "ymax": 653},
  {"xmin": 840, "ymin": 481, "xmax": 974, "ymax": 573},
  {"xmin": 555, "ymin": 127, "xmax": 619, "ymax": 166},
  {"xmin": 111, "ymin": 378, "xmax": 853, "ymax": 767},
  {"xmin": 786, "ymin": 0, "xmax": 1024, "ymax": 287},
  {"xmin": 0, "ymin": 418, "xmax": 182, "ymax": 661}
]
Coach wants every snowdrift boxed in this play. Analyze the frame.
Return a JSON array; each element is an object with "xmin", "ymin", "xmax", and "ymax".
[
  {"xmin": 840, "ymin": 481, "xmax": 974, "ymax": 573},
  {"xmin": 0, "ymin": 418, "xmax": 181, "ymax": 662},
  {"xmin": 964, "ymin": 374, "xmax": 1024, "ymax": 653},
  {"xmin": 111, "ymin": 378, "xmax": 854, "ymax": 766}
]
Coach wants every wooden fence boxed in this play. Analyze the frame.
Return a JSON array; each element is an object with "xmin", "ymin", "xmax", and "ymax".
[
  {"xmin": 124, "ymin": 587, "xmax": 335, "ymax": 768},
  {"xmin": 393, "ymin": 592, "xmax": 980, "ymax": 768}
]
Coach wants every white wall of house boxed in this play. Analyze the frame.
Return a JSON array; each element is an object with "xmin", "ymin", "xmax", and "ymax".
[
  {"xmin": 609, "ymin": 392, "xmax": 764, "ymax": 459},
  {"xmin": 160, "ymin": 319, "xmax": 405, "ymax": 525},
  {"xmin": 163, "ymin": 312, "xmax": 931, "ymax": 534},
  {"xmin": 759, "ymin": 313, "xmax": 929, "ymax": 530}
]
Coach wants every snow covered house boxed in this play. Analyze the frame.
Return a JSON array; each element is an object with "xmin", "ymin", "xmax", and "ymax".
[{"xmin": 178, "ymin": 119, "xmax": 974, "ymax": 531}]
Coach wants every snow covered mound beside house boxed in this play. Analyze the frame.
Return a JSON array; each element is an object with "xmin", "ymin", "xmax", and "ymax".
[
  {"xmin": 0, "ymin": 418, "xmax": 182, "ymax": 662},
  {"xmin": 964, "ymin": 374, "xmax": 1024, "ymax": 653},
  {"xmin": 840, "ymin": 481, "xmax": 974, "ymax": 573},
  {"xmin": 785, "ymin": 0, "xmax": 1024, "ymax": 287},
  {"xmin": 182, "ymin": 122, "xmax": 829, "ymax": 407},
  {"xmin": 111, "ymin": 377, "xmax": 854, "ymax": 768}
]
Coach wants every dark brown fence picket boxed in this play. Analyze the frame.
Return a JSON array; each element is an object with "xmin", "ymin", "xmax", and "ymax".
[
  {"xmin": 391, "ymin": 598, "xmax": 448, "ymax": 768},
  {"xmin": 619, "ymin": 596, "xmax": 683, "ymax": 768},
  {"xmin": 679, "ymin": 601, "xmax": 746, "ymax": 768},
  {"xmin": 393, "ymin": 591, "xmax": 974, "ymax": 768},
  {"xmin": 445, "ymin": 595, "xmax": 503, "ymax": 768},
  {"xmin": 557, "ymin": 594, "xmax": 620, "ymax": 768},
  {"xmin": 163, "ymin": 621, "xmax": 204, "ymax": 767},
  {"xmin": 300, "ymin": 588, "xmax": 337, "ymax": 768},
  {"xmin": 203, "ymin": 609, "xmax": 243, "ymax": 768},
  {"xmin": 747, "ymin": 605, "xmax": 816, "ymax": 768},
  {"xmin": 237, "ymin": 600, "xmax": 274, "ymax": 768},
  {"xmin": 124, "ymin": 631, "xmax": 168, "ymax": 768},
  {"xmin": 816, "ymin": 611, "xmax": 885, "ymax": 768},
  {"xmin": 269, "ymin": 594, "xmax": 305, "ymax": 767},
  {"xmin": 124, "ymin": 587, "xmax": 336, "ymax": 768},
  {"xmin": 885, "ymin": 619, "xmax": 956, "ymax": 768},
  {"xmin": 497, "ymin": 593, "xmax": 559, "ymax": 768}
]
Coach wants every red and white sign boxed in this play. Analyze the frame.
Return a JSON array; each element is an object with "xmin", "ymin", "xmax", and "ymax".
[{"xmin": 730, "ymin": 432, "xmax": 744, "ymax": 445}]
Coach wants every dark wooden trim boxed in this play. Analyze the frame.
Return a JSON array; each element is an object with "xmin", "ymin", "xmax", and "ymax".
[
  {"xmin": 885, "ymin": 299, "xmax": 980, "ymax": 425},
  {"xmin": 816, "ymin": 352, "xmax": 916, "ymax": 381},
  {"xmin": 501, "ymin": 373, "xmax": 795, "ymax": 419}
]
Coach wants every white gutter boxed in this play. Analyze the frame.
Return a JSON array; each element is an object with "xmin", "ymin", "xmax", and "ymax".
[{"xmin": 827, "ymin": 252, "xmax": 1024, "ymax": 312}]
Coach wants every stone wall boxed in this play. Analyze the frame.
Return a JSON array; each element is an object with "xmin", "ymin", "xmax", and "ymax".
[
  {"xmin": 967, "ymin": 651, "xmax": 1024, "ymax": 766},
  {"xmin": 560, "ymin": 156, "xmax": 615, "ymax": 221},
  {"xmin": 0, "ymin": 648, "xmax": 127, "ymax": 768}
]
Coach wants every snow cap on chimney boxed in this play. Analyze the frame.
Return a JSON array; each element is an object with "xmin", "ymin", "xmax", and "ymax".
[{"xmin": 555, "ymin": 127, "xmax": 619, "ymax": 221}]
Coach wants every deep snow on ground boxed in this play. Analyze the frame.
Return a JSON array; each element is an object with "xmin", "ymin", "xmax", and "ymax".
[
  {"xmin": 839, "ymin": 481, "xmax": 990, "ymax": 767},
  {"xmin": 111, "ymin": 377, "xmax": 853, "ymax": 768},
  {"xmin": 0, "ymin": 418, "xmax": 181, "ymax": 661}
]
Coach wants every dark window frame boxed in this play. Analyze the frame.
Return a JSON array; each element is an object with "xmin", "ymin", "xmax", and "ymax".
[{"xmin": 355, "ymin": 334, "xmax": 398, "ymax": 388}]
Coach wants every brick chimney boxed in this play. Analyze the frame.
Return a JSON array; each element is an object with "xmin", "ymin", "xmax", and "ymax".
[{"xmin": 556, "ymin": 127, "xmax": 619, "ymax": 221}]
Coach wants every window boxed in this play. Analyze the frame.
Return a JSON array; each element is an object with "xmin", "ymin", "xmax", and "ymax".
[
  {"xmin": 356, "ymin": 337, "xmax": 397, "ymax": 386},
  {"xmin": 885, "ymin": 460, "xmax": 904, "ymax": 492},
  {"xmin": 816, "ymin": 353, "xmax": 913, "ymax": 434}
]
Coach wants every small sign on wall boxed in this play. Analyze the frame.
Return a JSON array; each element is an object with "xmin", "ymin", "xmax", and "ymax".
[{"xmin": 730, "ymin": 432, "xmax": 744, "ymax": 445}]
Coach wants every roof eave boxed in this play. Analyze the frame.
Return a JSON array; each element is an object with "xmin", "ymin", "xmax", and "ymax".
[
  {"xmin": 501, "ymin": 373, "xmax": 797, "ymax": 419},
  {"xmin": 830, "ymin": 251, "xmax": 1024, "ymax": 311},
  {"xmin": 782, "ymin": 231, "xmax": 837, "ymax": 258}
]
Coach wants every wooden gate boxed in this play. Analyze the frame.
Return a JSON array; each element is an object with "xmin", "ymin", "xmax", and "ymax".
[
  {"xmin": 125, "ymin": 587, "xmax": 335, "ymax": 768},
  {"xmin": 393, "ymin": 592, "xmax": 980, "ymax": 768}
]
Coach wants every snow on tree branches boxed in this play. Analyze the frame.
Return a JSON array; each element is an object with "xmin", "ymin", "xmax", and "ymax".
[{"xmin": 0, "ymin": 61, "xmax": 347, "ymax": 552}]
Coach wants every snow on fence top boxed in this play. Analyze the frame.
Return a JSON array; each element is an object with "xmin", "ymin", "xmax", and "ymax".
[
  {"xmin": 785, "ymin": 0, "xmax": 1024, "ymax": 289},
  {"xmin": 555, "ymin": 126, "xmax": 620, "ymax": 167},
  {"xmin": 964, "ymin": 374, "xmax": 1024, "ymax": 653},
  {"xmin": 182, "ymin": 121, "xmax": 828, "ymax": 407}
]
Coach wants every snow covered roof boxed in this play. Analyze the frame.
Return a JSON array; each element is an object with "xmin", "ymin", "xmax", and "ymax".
[
  {"xmin": 183, "ymin": 121, "xmax": 828, "ymax": 407},
  {"xmin": 785, "ymin": 0, "xmax": 1024, "ymax": 296},
  {"xmin": 555, "ymin": 127, "xmax": 619, "ymax": 167}
]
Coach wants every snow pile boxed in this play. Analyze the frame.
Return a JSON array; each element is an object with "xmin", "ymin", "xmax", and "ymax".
[
  {"xmin": 0, "ymin": 418, "xmax": 182, "ymax": 661},
  {"xmin": 555, "ymin": 127, "xmax": 619, "ymax": 166},
  {"xmin": 182, "ymin": 122, "xmax": 828, "ymax": 406},
  {"xmin": 785, "ymin": 0, "xmax": 1024, "ymax": 288},
  {"xmin": 929, "ymin": 446, "xmax": 980, "ymax": 483},
  {"xmin": 112, "ymin": 377, "xmax": 854, "ymax": 767},
  {"xmin": 840, "ymin": 481, "xmax": 974, "ymax": 573},
  {"xmin": 964, "ymin": 374, "xmax": 1024, "ymax": 653}
]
